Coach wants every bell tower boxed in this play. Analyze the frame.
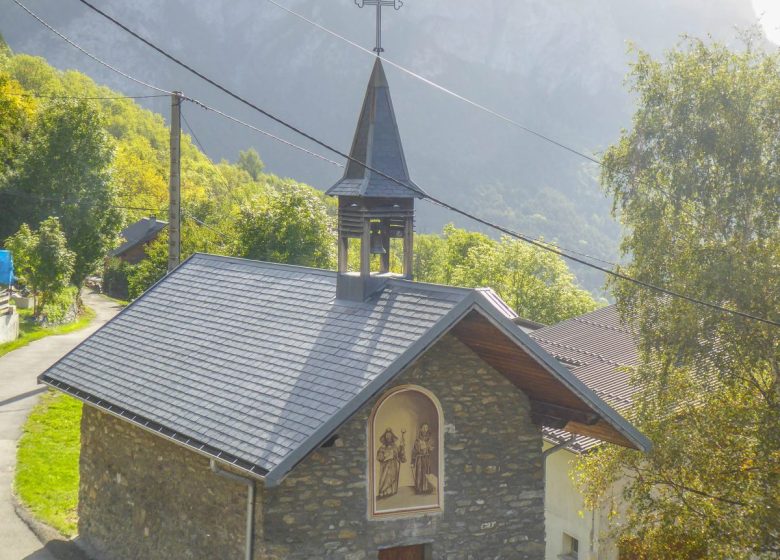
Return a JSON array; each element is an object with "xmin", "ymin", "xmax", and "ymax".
[{"xmin": 327, "ymin": 58, "xmax": 425, "ymax": 301}]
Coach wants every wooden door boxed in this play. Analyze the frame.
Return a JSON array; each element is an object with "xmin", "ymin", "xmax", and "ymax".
[{"xmin": 378, "ymin": 544, "xmax": 426, "ymax": 560}]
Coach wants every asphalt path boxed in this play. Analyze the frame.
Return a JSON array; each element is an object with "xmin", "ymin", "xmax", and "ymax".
[{"xmin": 0, "ymin": 292, "xmax": 120, "ymax": 560}]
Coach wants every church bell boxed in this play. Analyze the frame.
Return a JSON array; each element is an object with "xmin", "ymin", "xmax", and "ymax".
[{"xmin": 369, "ymin": 222, "xmax": 387, "ymax": 255}]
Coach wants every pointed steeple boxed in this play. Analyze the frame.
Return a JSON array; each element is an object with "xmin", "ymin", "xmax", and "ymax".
[{"xmin": 327, "ymin": 58, "xmax": 425, "ymax": 198}]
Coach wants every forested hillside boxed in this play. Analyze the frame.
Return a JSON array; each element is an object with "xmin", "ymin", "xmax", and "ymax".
[{"xmin": 0, "ymin": 40, "xmax": 598, "ymax": 325}]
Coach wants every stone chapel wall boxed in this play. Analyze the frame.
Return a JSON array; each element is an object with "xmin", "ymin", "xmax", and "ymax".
[
  {"xmin": 78, "ymin": 405, "xmax": 262, "ymax": 560},
  {"xmin": 262, "ymin": 333, "xmax": 546, "ymax": 560}
]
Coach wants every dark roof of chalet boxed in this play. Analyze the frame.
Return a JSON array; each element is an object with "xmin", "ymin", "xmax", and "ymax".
[
  {"xmin": 40, "ymin": 254, "xmax": 649, "ymax": 484},
  {"xmin": 326, "ymin": 58, "xmax": 426, "ymax": 199},
  {"xmin": 530, "ymin": 305, "xmax": 639, "ymax": 453},
  {"xmin": 109, "ymin": 217, "xmax": 167, "ymax": 257}
]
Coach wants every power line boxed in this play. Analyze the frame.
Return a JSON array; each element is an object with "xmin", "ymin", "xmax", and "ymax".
[
  {"xmin": 73, "ymin": 0, "xmax": 780, "ymax": 328},
  {"xmin": 10, "ymin": 0, "xmax": 173, "ymax": 96},
  {"xmin": 185, "ymin": 98, "xmax": 345, "ymax": 168},
  {"xmin": 263, "ymin": 0, "xmax": 703, "ymax": 224},
  {"xmin": 1, "ymin": 188, "xmax": 163, "ymax": 213},
  {"xmin": 263, "ymin": 0, "xmax": 605, "ymax": 165},
  {"xmin": 7, "ymin": 92, "xmax": 168, "ymax": 100},
  {"xmin": 22, "ymin": 0, "xmax": 779, "ymax": 327},
  {"xmin": 11, "ymin": 0, "xmax": 344, "ymax": 171}
]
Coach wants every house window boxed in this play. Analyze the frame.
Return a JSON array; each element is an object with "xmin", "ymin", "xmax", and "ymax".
[
  {"xmin": 560, "ymin": 533, "xmax": 579, "ymax": 559},
  {"xmin": 368, "ymin": 385, "xmax": 444, "ymax": 518}
]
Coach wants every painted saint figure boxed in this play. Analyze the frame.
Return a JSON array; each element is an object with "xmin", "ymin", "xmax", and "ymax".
[
  {"xmin": 376, "ymin": 428, "xmax": 405, "ymax": 499},
  {"xmin": 411, "ymin": 423, "xmax": 434, "ymax": 494}
]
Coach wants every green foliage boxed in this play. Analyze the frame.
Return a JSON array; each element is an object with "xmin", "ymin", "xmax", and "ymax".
[
  {"xmin": 5, "ymin": 218, "xmax": 75, "ymax": 316},
  {"xmin": 127, "ymin": 235, "xmax": 168, "ymax": 300},
  {"xmin": 0, "ymin": 306, "xmax": 95, "ymax": 358},
  {"xmin": 578, "ymin": 36, "xmax": 780, "ymax": 559},
  {"xmin": 237, "ymin": 147, "xmax": 265, "ymax": 180},
  {"xmin": 2, "ymin": 99, "xmax": 123, "ymax": 287},
  {"xmin": 236, "ymin": 183, "xmax": 335, "ymax": 268},
  {"xmin": 414, "ymin": 224, "xmax": 598, "ymax": 324},
  {"xmin": 35, "ymin": 217, "xmax": 75, "ymax": 297},
  {"xmin": 0, "ymin": 72, "xmax": 35, "ymax": 174},
  {"xmin": 452, "ymin": 235, "xmax": 599, "ymax": 324},
  {"xmin": 15, "ymin": 391, "xmax": 82, "ymax": 537},
  {"xmin": 40, "ymin": 285, "xmax": 78, "ymax": 325},
  {"xmin": 4, "ymin": 222, "xmax": 36, "ymax": 291},
  {"xmin": 102, "ymin": 257, "xmax": 132, "ymax": 301}
]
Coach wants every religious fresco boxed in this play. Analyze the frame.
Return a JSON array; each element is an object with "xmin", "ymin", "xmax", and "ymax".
[{"xmin": 369, "ymin": 385, "xmax": 443, "ymax": 517}]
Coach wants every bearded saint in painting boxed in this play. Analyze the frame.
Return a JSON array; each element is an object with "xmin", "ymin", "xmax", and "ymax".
[
  {"xmin": 411, "ymin": 423, "xmax": 435, "ymax": 494},
  {"xmin": 376, "ymin": 428, "xmax": 405, "ymax": 499}
]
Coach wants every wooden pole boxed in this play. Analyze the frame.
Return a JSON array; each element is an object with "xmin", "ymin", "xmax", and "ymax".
[{"xmin": 168, "ymin": 91, "xmax": 182, "ymax": 273}]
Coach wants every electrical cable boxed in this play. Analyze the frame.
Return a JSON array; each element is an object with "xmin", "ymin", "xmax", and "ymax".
[
  {"xmin": 10, "ymin": 0, "xmax": 346, "ymax": 169},
  {"xmin": 1, "ymin": 189, "xmax": 163, "ymax": 213},
  {"xmin": 7, "ymin": 92, "xmax": 170, "ymax": 100},
  {"xmin": 10, "ymin": 0, "xmax": 173, "ymax": 95},
  {"xmin": 184, "ymin": 98, "xmax": 344, "ymax": 168},
  {"xmin": 26, "ymin": 0, "xmax": 780, "ymax": 327},
  {"xmin": 263, "ymin": 0, "xmax": 703, "ymax": 223},
  {"xmin": 262, "ymin": 0, "xmax": 605, "ymax": 166}
]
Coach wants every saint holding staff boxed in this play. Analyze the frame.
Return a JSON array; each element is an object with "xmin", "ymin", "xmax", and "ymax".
[{"xmin": 376, "ymin": 428, "xmax": 405, "ymax": 499}]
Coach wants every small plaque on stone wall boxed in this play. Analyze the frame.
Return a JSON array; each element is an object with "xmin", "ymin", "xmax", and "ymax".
[{"xmin": 369, "ymin": 385, "xmax": 444, "ymax": 518}]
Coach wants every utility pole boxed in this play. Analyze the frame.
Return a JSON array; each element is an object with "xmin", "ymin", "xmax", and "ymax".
[{"xmin": 168, "ymin": 91, "xmax": 182, "ymax": 273}]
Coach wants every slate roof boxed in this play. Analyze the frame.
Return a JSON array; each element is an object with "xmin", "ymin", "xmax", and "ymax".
[
  {"xmin": 326, "ymin": 58, "xmax": 426, "ymax": 199},
  {"xmin": 41, "ymin": 255, "xmax": 649, "ymax": 484},
  {"xmin": 530, "ymin": 305, "xmax": 640, "ymax": 453},
  {"xmin": 109, "ymin": 217, "xmax": 167, "ymax": 257}
]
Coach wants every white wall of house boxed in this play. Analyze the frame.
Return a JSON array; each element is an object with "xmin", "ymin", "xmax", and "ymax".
[{"xmin": 544, "ymin": 442, "xmax": 618, "ymax": 560}]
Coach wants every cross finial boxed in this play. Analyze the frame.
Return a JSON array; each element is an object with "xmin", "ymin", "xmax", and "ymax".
[{"xmin": 355, "ymin": 0, "xmax": 404, "ymax": 54}]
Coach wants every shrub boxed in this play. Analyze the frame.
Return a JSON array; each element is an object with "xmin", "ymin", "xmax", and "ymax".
[{"xmin": 39, "ymin": 285, "xmax": 78, "ymax": 325}]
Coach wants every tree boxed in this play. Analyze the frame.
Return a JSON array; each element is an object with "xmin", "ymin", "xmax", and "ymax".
[
  {"xmin": 0, "ymin": 72, "xmax": 35, "ymax": 175},
  {"xmin": 5, "ymin": 218, "xmax": 74, "ymax": 315},
  {"xmin": 237, "ymin": 147, "xmax": 265, "ymax": 180},
  {"xmin": 414, "ymin": 224, "xmax": 598, "ymax": 324},
  {"xmin": 4, "ymin": 223, "xmax": 36, "ymax": 294},
  {"xmin": 236, "ymin": 183, "xmax": 334, "ymax": 268},
  {"xmin": 577, "ymin": 36, "xmax": 780, "ymax": 559},
  {"xmin": 2, "ymin": 99, "xmax": 124, "ymax": 288},
  {"xmin": 452, "ymin": 235, "xmax": 598, "ymax": 325}
]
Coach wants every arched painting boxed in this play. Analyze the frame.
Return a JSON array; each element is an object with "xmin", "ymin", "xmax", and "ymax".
[{"xmin": 369, "ymin": 385, "xmax": 443, "ymax": 517}]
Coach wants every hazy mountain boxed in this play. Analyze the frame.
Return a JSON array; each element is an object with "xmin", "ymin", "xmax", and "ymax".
[{"xmin": 0, "ymin": 0, "xmax": 764, "ymax": 291}]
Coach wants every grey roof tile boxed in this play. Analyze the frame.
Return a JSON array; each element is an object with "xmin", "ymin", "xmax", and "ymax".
[
  {"xmin": 41, "ymin": 254, "xmax": 470, "ymax": 475},
  {"xmin": 530, "ymin": 305, "xmax": 640, "ymax": 453}
]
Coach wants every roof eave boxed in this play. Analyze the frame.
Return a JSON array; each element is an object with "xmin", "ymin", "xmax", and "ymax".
[{"xmin": 470, "ymin": 293, "xmax": 652, "ymax": 453}]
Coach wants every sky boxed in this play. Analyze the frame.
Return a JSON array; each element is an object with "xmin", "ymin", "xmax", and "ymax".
[{"xmin": 753, "ymin": 0, "xmax": 780, "ymax": 44}]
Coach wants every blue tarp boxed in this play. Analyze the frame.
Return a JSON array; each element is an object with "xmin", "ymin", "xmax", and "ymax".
[{"xmin": 0, "ymin": 250, "xmax": 14, "ymax": 286}]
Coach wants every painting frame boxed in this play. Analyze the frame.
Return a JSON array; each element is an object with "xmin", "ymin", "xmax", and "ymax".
[{"xmin": 368, "ymin": 384, "xmax": 444, "ymax": 519}]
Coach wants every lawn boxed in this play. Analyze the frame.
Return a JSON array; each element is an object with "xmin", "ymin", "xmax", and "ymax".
[
  {"xmin": 0, "ymin": 306, "xmax": 95, "ymax": 358},
  {"xmin": 15, "ymin": 391, "xmax": 83, "ymax": 537}
]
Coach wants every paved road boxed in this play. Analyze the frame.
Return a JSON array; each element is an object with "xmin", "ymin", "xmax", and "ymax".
[{"xmin": 0, "ymin": 292, "xmax": 120, "ymax": 560}]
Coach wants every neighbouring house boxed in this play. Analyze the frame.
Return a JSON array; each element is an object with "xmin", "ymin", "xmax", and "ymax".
[
  {"xmin": 529, "ymin": 305, "xmax": 640, "ymax": 560},
  {"xmin": 104, "ymin": 216, "xmax": 167, "ymax": 299},
  {"xmin": 109, "ymin": 216, "xmax": 167, "ymax": 265},
  {"xmin": 39, "ymin": 59, "xmax": 649, "ymax": 560}
]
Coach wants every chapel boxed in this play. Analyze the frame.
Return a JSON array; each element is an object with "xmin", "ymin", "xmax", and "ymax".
[{"xmin": 39, "ymin": 33, "xmax": 648, "ymax": 560}]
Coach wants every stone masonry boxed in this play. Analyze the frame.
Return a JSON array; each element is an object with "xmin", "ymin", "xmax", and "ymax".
[
  {"xmin": 79, "ymin": 406, "xmax": 263, "ymax": 560},
  {"xmin": 262, "ymin": 334, "xmax": 545, "ymax": 560},
  {"xmin": 77, "ymin": 333, "xmax": 545, "ymax": 560}
]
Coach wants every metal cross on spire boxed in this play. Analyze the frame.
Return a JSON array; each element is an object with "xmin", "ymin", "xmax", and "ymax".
[{"xmin": 355, "ymin": 0, "xmax": 404, "ymax": 54}]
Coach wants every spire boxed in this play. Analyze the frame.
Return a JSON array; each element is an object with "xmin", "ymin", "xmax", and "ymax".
[{"xmin": 327, "ymin": 58, "xmax": 425, "ymax": 199}]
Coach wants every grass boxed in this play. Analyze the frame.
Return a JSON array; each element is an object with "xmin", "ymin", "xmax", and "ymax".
[
  {"xmin": 15, "ymin": 391, "xmax": 83, "ymax": 537},
  {"xmin": 0, "ymin": 306, "xmax": 95, "ymax": 358}
]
